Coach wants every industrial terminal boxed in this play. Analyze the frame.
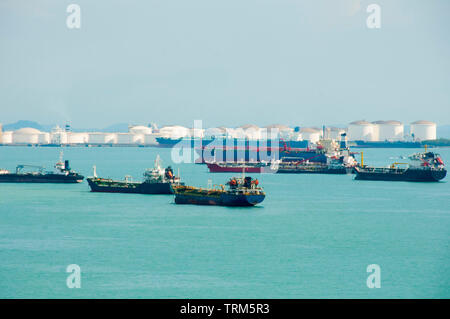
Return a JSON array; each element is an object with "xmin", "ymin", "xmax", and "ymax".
[{"xmin": 0, "ymin": 120, "xmax": 441, "ymax": 147}]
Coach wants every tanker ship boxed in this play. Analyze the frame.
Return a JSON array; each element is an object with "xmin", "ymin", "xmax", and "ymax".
[
  {"xmin": 0, "ymin": 152, "xmax": 84, "ymax": 183},
  {"xmin": 173, "ymin": 175, "xmax": 265, "ymax": 206},
  {"xmin": 87, "ymin": 156, "xmax": 182, "ymax": 194},
  {"xmin": 354, "ymin": 150, "xmax": 446, "ymax": 182}
]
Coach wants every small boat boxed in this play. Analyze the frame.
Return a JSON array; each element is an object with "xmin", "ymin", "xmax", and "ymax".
[
  {"xmin": 87, "ymin": 156, "xmax": 183, "ymax": 194},
  {"xmin": 354, "ymin": 150, "xmax": 446, "ymax": 182},
  {"xmin": 173, "ymin": 175, "xmax": 265, "ymax": 206},
  {"xmin": 0, "ymin": 152, "xmax": 84, "ymax": 183}
]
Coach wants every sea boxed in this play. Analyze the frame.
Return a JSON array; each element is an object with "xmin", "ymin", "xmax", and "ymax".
[{"xmin": 0, "ymin": 146, "xmax": 449, "ymax": 298}]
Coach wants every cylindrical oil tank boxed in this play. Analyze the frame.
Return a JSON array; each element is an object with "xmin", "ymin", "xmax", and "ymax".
[
  {"xmin": 116, "ymin": 133, "xmax": 134, "ymax": 144},
  {"xmin": 67, "ymin": 132, "xmax": 89, "ymax": 144},
  {"xmin": 129, "ymin": 125, "xmax": 152, "ymax": 135},
  {"xmin": 373, "ymin": 120, "xmax": 404, "ymax": 141},
  {"xmin": 12, "ymin": 128, "xmax": 41, "ymax": 144},
  {"xmin": 300, "ymin": 127, "xmax": 321, "ymax": 143},
  {"xmin": 144, "ymin": 134, "xmax": 157, "ymax": 145},
  {"xmin": 1, "ymin": 131, "xmax": 13, "ymax": 144},
  {"xmin": 410, "ymin": 120, "xmax": 436, "ymax": 141},
  {"xmin": 347, "ymin": 121, "xmax": 375, "ymax": 141}
]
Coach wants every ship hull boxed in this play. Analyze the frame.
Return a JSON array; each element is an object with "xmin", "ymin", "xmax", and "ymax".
[
  {"xmin": 174, "ymin": 193, "xmax": 265, "ymax": 206},
  {"xmin": 276, "ymin": 166, "xmax": 352, "ymax": 174},
  {"xmin": 354, "ymin": 168, "xmax": 446, "ymax": 182},
  {"xmin": 206, "ymin": 163, "xmax": 270, "ymax": 173},
  {"xmin": 0, "ymin": 173, "xmax": 84, "ymax": 183},
  {"xmin": 87, "ymin": 178, "xmax": 175, "ymax": 194}
]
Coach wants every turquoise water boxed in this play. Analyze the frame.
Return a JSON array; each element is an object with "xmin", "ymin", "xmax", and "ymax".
[{"xmin": 0, "ymin": 146, "xmax": 449, "ymax": 298}]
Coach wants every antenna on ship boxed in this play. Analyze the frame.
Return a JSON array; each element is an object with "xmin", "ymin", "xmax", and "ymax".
[{"xmin": 92, "ymin": 165, "xmax": 97, "ymax": 178}]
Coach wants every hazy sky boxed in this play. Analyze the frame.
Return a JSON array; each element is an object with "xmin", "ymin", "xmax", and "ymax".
[{"xmin": 1, "ymin": 0, "xmax": 449, "ymax": 128}]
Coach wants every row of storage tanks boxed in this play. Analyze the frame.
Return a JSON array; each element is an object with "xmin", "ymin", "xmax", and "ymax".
[
  {"xmin": 0, "ymin": 124, "xmax": 334, "ymax": 145},
  {"xmin": 0, "ymin": 126, "xmax": 158, "ymax": 145},
  {"xmin": 0, "ymin": 121, "xmax": 437, "ymax": 145},
  {"xmin": 347, "ymin": 120, "xmax": 436, "ymax": 141}
]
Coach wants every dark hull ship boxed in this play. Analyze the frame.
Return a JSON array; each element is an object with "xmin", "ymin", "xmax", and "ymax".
[
  {"xmin": 0, "ymin": 153, "xmax": 83, "ymax": 183},
  {"xmin": 174, "ymin": 176, "xmax": 265, "ymax": 206},
  {"xmin": 354, "ymin": 151, "xmax": 446, "ymax": 182},
  {"xmin": 87, "ymin": 156, "xmax": 182, "ymax": 194}
]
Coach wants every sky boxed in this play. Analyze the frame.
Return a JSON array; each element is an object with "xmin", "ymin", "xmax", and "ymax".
[{"xmin": 0, "ymin": 0, "xmax": 449, "ymax": 129}]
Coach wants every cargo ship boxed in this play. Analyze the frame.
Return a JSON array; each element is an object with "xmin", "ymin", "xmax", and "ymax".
[
  {"xmin": 87, "ymin": 156, "xmax": 182, "ymax": 194},
  {"xmin": 0, "ymin": 152, "xmax": 84, "ymax": 183},
  {"xmin": 173, "ymin": 175, "xmax": 265, "ymax": 206},
  {"xmin": 354, "ymin": 150, "xmax": 446, "ymax": 182}
]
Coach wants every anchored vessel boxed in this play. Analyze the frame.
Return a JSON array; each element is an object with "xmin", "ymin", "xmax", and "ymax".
[
  {"xmin": 174, "ymin": 175, "xmax": 265, "ymax": 206},
  {"xmin": 275, "ymin": 161, "xmax": 354, "ymax": 174},
  {"xmin": 354, "ymin": 151, "xmax": 446, "ymax": 182},
  {"xmin": 0, "ymin": 152, "xmax": 84, "ymax": 183},
  {"xmin": 87, "ymin": 156, "xmax": 182, "ymax": 194},
  {"xmin": 206, "ymin": 161, "xmax": 279, "ymax": 173}
]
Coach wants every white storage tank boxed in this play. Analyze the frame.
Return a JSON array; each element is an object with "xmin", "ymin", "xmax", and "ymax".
[
  {"xmin": 12, "ymin": 127, "xmax": 42, "ymax": 144},
  {"xmin": 228, "ymin": 128, "xmax": 246, "ymax": 139},
  {"xmin": 129, "ymin": 125, "xmax": 152, "ymax": 135},
  {"xmin": 410, "ymin": 120, "xmax": 436, "ymax": 141},
  {"xmin": 204, "ymin": 127, "xmax": 226, "ymax": 139},
  {"xmin": 300, "ymin": 127, "xmax": 321, "ymax": 143},
  {"xmin": 38, "ymin": 132, "xmax": 50, "ymax": 144},
  {"xmin": 347, "ymin": 121, "xmax": 375, "ymax": 141},
  {"xmin": 239, "ymin": 124, "xmax": 261, "ymax": 140},
  {"xmin": 1, "ymin": 131, "xmax": 13, "ymax": 144},
  {"xmin": 116, "ymin": 133, "xmax": 134, "ymax": 144},
  {"xmin": 190, "ymin": 127, "xmax": 204, "ymax": 138},
  {"xmin": 88, "ymin": 133, "xmax": 107, "ymax": 144},
  {"xmin": 373, "ymin": 120, "xmax": 404, "ymax": 141},
  {"xmin": 263, "ymin": 124, "xmax": 293, "ymax": 139},
  {"xmin": 67, "ymin": 132, "xmax": 89, "ymax": 144},
  {"xmin": 159, "ymin": 126, "xmax": 190, "ymax": 139},
  {"xmin": 132, "ymin": 134, "xmax": 144, "ymax": 144},
  {"xmin": 88, "ymin": 133, "xmax": 117, "ymax": 144},
  {"xmin": 143, "ymin": 134, "xmax": 157, "ymax": 145}
]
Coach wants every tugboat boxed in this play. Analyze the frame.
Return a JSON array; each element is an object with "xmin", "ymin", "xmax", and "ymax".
[
  {"xmin": 354, "ymin": 149, "xmax": 446, "ymax": 182},
  {"xmin": 86, "ymin": 155, "xmax": 182, "ymax": 194},
  {"xmin": 173, "ymin": 174, "xmax": 265, "ymax": 206},
  {"xmin": 0, "ymin": 152, "xmax": 84, "ymax": 183}
]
